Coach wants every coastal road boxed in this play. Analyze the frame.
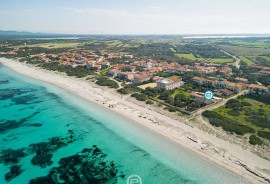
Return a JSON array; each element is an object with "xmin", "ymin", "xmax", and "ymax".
[
  {"xmin": 195, "ymin": 90, "xmax": 248, "ymax": 115},
  {"xmin": 210, "ymin": 44, "xmax": 241, "ymax": 69},
  {"xmin": 220, "ymin": 48, "xmax": 241, "ymax": 69},
  {"xmin": 192, "ymin": 90, "xmax": 248, "ymax": 131}
]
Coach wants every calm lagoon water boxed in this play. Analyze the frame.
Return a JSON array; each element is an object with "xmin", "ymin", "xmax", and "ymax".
[{"xmin": 0, "ymin": 65, "xmax": 247, "ymax": 184}]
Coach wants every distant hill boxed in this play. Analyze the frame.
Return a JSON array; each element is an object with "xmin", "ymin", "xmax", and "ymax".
[
  {"xmin": 0, "ymin": 30, "xmax": 68, "ymax": 39},
  {"xmin": 0, "ymin": 30, "xmax": 43, "ymax": 36}
]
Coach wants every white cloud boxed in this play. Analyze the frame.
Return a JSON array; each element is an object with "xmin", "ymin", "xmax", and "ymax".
[
  {"xmin": 1, "ymin": 1, "xmax": 270, "ymax": 34},
  {"xmin": 59, "ymin": 7, "xmax": 133, "ymax": 17}
]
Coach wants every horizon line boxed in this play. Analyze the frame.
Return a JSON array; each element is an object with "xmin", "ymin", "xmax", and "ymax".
[{"xmin": 1, "ymin": 30, "xmax": 270, "ymax": 36}]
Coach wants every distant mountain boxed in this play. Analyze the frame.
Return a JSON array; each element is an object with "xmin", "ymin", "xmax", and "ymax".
[
  {"xmin": 0, "ymin": 30, "xmax": 44, "ymax": 35},
  {"xmin": 0, "ymin": 30, "xmax": 68, "ymax": 39}
]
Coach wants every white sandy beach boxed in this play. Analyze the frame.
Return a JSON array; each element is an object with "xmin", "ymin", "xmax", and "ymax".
[{"xmin": 1, "ymin": 58, "xmax": 269, "ymax": 184}]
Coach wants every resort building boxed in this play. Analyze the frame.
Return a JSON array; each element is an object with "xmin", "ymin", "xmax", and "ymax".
[
  {"xmin": 190, "ymin": 92, "xmax": 222, "ymax": 105},
  {"xmin": 108, "ymin": 69, "xmax": 121, "ymax": 78},
  {"xmin": 235, "ymin": 77, "xmax": 249, "ymax": 83},
  {"xmin": 190, "ymin": 92, "xmax": 205, "ymax": 104},
  {"xmin": 223, "ymin": 81, "xmax": 244, "ymax": 93},
  {"xmin": 248, "ymin": 84, "xmax": 269, "ymax": 95},
  {"xmin": 193, "ymin": 76, "xmax": 205, "ymax": 84},
  {"xmin": 157, "ymin": 77, "xmax": 185, "ymax": 90},
  {"xmin": 117, "ymin": 72, "xmax": 134, "ymax": 81},
  {"xmin": 133, "ymin": 73, "xmax": 151, "ymax": 83}
]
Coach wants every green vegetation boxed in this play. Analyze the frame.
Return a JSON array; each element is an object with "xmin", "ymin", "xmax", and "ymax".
[
  {"xmin": 141, "ymin": 87, "xmax": 200, "ymax": 112},
  {"xmin": 239, "ymin": 56, "xmax": 255, "ymax": 65},
  {"xmin": 258, "ymin": 131, "xmax": 270, "ymax": 140},
  {"xmin": 239, "ymin": 66, "xmax": 270, "ymax": 85},
  {"xmin": 249, "ymin": 135, "xmax": 263, "ymax": 145},
  {"xmin": 243, "ymin": 55, "xmax": 270, "ymax": 67},
  {"xmin": 202, "ymin": 110, "xmax": 255, "ymax": 135},
  {"xmin": 131, "ymin": 93, "xmax": 148, "ymax": 101},
  {"xmin": 39, "ymin": 62, "xmax": 94, "ymax": 78},
  {"xmin": 117, "ymin": 88, "xmax": 131, "ymax": 94},
  {"xmin": 175, "ymin": 44, "xmax": 229, "ymax": 58},
  {"xmin": 246, "ymin": 94, "xmax": 270, "ymax": 105},
  {"xmin": 170, "ymin": 48, "xmax": 177, "ymax": 52},
  {"xmin": 171, "ymin": 88, "xmax": 190, "ymax": 98},
  {"xmin": 117, "ymin": 85, "xmax": 141, "ymax": 94},
  {"xmin": 217, "ymin": 43, "xmax": 270, "ymax": 56},
  {"xmin": 208, "ymin": 58, "xmax": 234, "ymax": 63},
  {"xmin": 203, "ymin": 97, "xmax": 270, "ymax": 142},
  {"xmin": 96, "ymin": 77, "xmax": 119, "ymax": 88},
  {"xmin": 260, "ymin": 55, "xmax": 270, "ymax": 61},
  {"xmin": 215, "ymin": 39, "xmax": 270, "ymax": 67},
  {"xmin": 175, "ymin": 53, "xmax": 203, "ymax": 61},
  {"xmin": 255, "ymin": 56, "xmax": 270, "ymax": 67}
]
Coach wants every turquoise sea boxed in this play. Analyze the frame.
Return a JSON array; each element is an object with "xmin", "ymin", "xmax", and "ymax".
[{"xmin": 0, "ymin": 64, "xmax": 248, "ymax": 184}]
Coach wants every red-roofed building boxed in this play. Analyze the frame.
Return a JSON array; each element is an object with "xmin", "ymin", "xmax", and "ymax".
[
  {"xmin": 235, "ymin": 77, "xmax": 249, "ymax": 83},
  {"xmin": 117, "ymin": 72, "xmax": 134, "ymax": 81},
  {"xmin": 133, "ymin": 73, "xmax": 151, "ymax": 83},
  {"xmin": 248, "ymin": 84, "xmax": 269, "ymax": 95},
  {"xmin": 108, "ymin": 69, "xmax": 121, "ymax": 78},
  {"xmin": 193, "ymin": 77, "xmax": 205, "ymax": 84}
]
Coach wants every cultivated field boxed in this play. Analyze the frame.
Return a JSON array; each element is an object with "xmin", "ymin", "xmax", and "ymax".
[
  {"xmin": 208, "ymin": 58, "xmax": 234, "ymax": 63},
  {"xmin": 239, "ymin": 56, "xmax": 255, "ymax": 65},
  {"xmin": 175, "ymin": 53, "xmax": 204, "ymax": 61},
  {"xmin": 216, "ymin": 39, "xmax": 270, "ymax": 56},
  {"xmin": 175, "ymin": 53, "xmax": 196, "ymax": 60}
]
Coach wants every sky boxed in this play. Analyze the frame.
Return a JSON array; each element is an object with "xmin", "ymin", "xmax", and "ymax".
[{"xmin": 0, "ymin": 0, "xmax": 270, "ymax": 34}]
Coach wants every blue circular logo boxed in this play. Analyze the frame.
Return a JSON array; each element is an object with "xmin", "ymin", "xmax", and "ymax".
[{"xmin": 204, "ymin": 90, "xmax": 213, "ymax": 101}]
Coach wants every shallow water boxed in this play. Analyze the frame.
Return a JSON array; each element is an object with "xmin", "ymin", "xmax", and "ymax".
[{"xmin": 0, "ymin": 65, "xmax": 248, "ymax": 184}]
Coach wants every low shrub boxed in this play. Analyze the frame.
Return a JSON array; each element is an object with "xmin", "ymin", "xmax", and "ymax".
[
  {"xmin": 258, "ymin": 131, "xmax": 270, "ymax": 140},
  {"xmin": 131, "ymin": 93, "xmax": 148, "ymax": 101},
  {"xmin": 202, "ymin": 110, "xmax": 255, "ymax": 135},
  {"xmin": 117, "ymin": 88, "xmax": 130, "ymax": 94},
  {"xmin": 96, "ymin": 77, "xmax": 119, "ymax": 88},
  {"xmin": 249, "ymin": 135, "xmax": 263, "ymax": 145},
  {"xmin": 227, "ymin": 110, "xmax": 240, "ymax": 116}
]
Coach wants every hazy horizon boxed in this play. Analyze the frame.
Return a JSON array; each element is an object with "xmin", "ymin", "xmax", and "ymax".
[{"xmin": 1, "ymin": 0, "xmax": 270, "ymax": 35}]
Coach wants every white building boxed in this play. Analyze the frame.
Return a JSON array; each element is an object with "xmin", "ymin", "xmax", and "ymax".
[{"xmin": 157, "ymin": 77, "xmax": 185, "ymax": 90}]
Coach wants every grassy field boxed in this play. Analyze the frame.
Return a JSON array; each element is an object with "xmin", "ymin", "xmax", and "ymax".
[
  {"xmin": 175, "ymin": 53, "xmax": 204, "ymax": 61},
  {"xmin": 260, "ymin": 56, "xmax": 270, "ymax": 61},
  {"xmin": 239, "ymin": 56, "xmax": 256, "ymax": 65},
  {"xmin": 106, "ymin": 40, "xmax": 123, "ymax": 47},
  {"xmin": 171, "ymin": 88, "xmax": 190, "ymax": 98},
  {"xmin": 225, "ymin": 40, "xmax": 269, "ymax": 48},
  {"xmin": 213, "ymin": 98, "xmax": 270, "ymax": 134},
  {"xmin": 215, "ymin": 39, "xmax": 270, "ymax": 56},
  {"xmin": 12, "ymin": 42, "xmax": 81, "ymax": 49},
  {"xmin": 138, "ymin": 83, "xmax": 157, "ymax": 89},
  {"xmin": 170, "ymin": 48, "xmax": 177, "ymax": 52},
  {"xmin": 208, "ymin": 58, "xmax": 234, "ymax": 63},
  {"xmin": 218, "ymin": 45, "xmax": 270, "ymax": 56},
  {"xmin": 175, "ymin": 53, "xmax": 196, "ymax": 60},
  {"xmin": 245, "ymin": 55, "xmax": 270, "ymax": 66}
]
